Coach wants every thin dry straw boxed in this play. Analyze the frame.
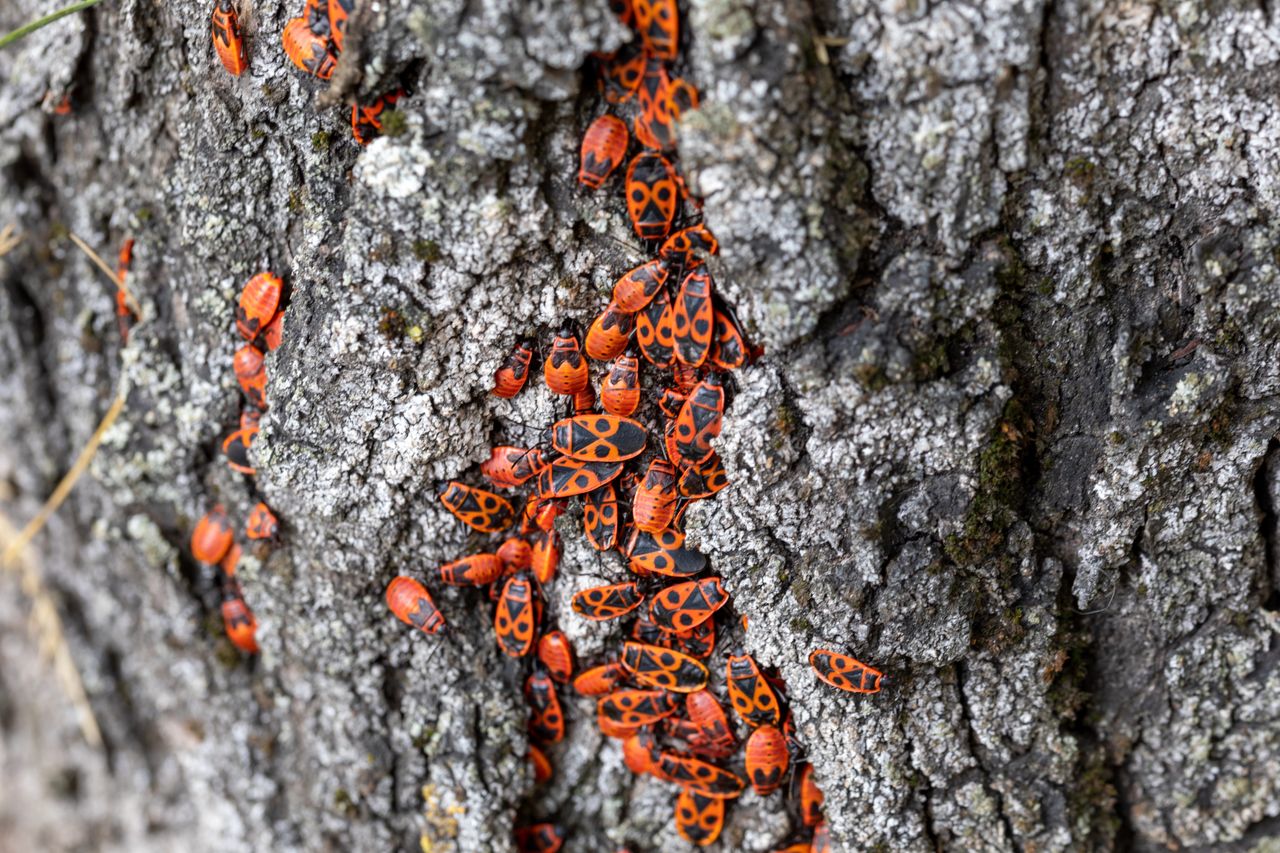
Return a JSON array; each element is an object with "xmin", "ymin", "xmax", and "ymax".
[
  {"xmin": 0, "ymin": 0, "xmax": 107, "ymax": 50},
  {"xmin": 69, "ymin": 230, "xmax": 141, "ymax": 316}
]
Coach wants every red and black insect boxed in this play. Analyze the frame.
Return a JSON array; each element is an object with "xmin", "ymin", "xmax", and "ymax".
[
  {"xmin": 685, "ymin": 690, "xmax": 737, "ymax": 757},
  {"xmin": 282, "ymin": 16, "xmax": 337, "ymax": 79},
  {"xmin": 675, "ymin": 789, "xmax": 724, "ymax": 847},
  {"xmin": 531, "ymin": 529, "xmax": 561, "ymax": 584},
  {"xmin": 625, "ymin": 527, "xmax": 706, "ymax": 577},
  {"xmin": 220, "ymin": 575, "xmax": 259, "ymax": 653},
  {"xmin": 597, "ymin": 688, "xmax": 680, "ymax": 726},
  {"xmin": 385, "ymin": 576, "xmax": 446, "ymax": 635},
  {"xmin": 673, "ymin": 374, "xmax": 725, "ymax": 466},
  {"xmin": 536, "ymin": 458, "xmax": 625, "ymax": 499},
  {"xmin": 438, "ymin": 481, "xmax": 515, "ymax": 533},
  {"xmin": 649, "ymin": 577, "xmax": 729, "ymax": 632},
  {"xmin": 677, "ymin": 452, "xmax": 728, "ymax": 499},
  {"xmin": 612, "ymin": 259, "xmax": 669, "ymax": 313},
  {"xmin": 211, "ymin": 0, "xmax": 248, "ymax": 76},
  {"xmin": 493, "ymin": 339, "xmax": 534, "ymax": 398},
  {"xmin": 440, "ymin": 553, "xmax": 505, "ymax": 586},
  {"xmin": 623, "ymin": 729, "xmax": 661, "ymax": 776},
  {"xmin": 600, "ymin": 350, "xmax": 641, "ymax": 417},
  {"xmin": 529, "ymin": 744, "xmax": 552, "ymax": 784},
  {"xmin": 234, "ymin": 344, "xmax": 268, "ymax": 409},
  {"xmin": 235, "ymin": 272, "xmax": 282, "ymax": 341},
  {"xmin": 798, "ymin": 762, "xmax": 824, "ymax": 826},
  {"xmin": 245, "ymin": 501, "xmax": 278, "ymax": 541},
  {"xmin": 537, "ymin": 630, "xmax": 575, "ymax": 683},
  {"xmin": 573, "ymin": 660, "xmax": 628, "ymax": 695},
  {"xmin": 327, "ymin": 0, "xmax": 355, "ymax": 51},
  {"xmin": 192, "ymin": 505, "xmax": 234, "ymax": 564},
  {"xmin": 634, "ymin": 0, "xmax": 678, "ymax": 59},
  {"xmin": 632, "ymin": 458, "xmax": 679, "ymax": 533},
  {"xmin": 668, "ymin": 77, "xmax": 701, "ymax": 120},
  {"xmin": 352, "ymin": 90, "xmax": 403, "ymax": 145},
  {"xmin": 571, "ymin": 581, "xmax": 644, "ymax": 621},
  {"xmin": 634, "ymin": 56, "xmax": 676, "ymax": 151},
  {"xmin": 222, "ymin": 426, "xmax": 258, "ymax": 475},
  {"xmin": 578, "ymin": 114, "xmax": 629, "ymax": 190},
  {"xmin": 744, "ymin": 724, "xmax": 789, "ymax": 796},
  {"xmin": 524, "ymin": 671, "xmax": 565, "ymax": 744},
  {"xmin": 710, "ymin": 303, "xmax": 748, "ymax": 371},
  {"xmin": 620, "ymin": 641, "xmax": 709, "ymax": 693},
  {"xmin": 635, "ymin": 285, "xmax": 676, "ymax": 368},
  {"xmin": 550, "ymin": 414, "xmax": 647, "ymax": 462},
  {"xmin": 726, "ymin": 653, "xmax": 783, "ymax": 727},
  {"xmin": 494, "ymin": 572, "xmax": 539, "ymax": 657},
  {"xmin": 809, "ymin": 649, "xmax": 884, "ymax": 694},
  {"xmin": 481, "ymin": 446, "xmax": 545, "ymax": 489},
  {"xmin": 670, "ymin": 618, "xmax": 717, "ymax": 660},
  {"xmin": 514, "ymin": 823, "xmax": 565, "ymax": 853},
  {"xmin": 544, "ymin": 326, "xmax": 589, "ymax": 395},
  {"xmin": 498, "ymin": 537, "xmax": 533, "ymax": 570},
  {"xmin": 219, "ymin": 541, "xmax": 242, "ymax": 577},
  {"xmin": 625, "ymin": 152, "xmax": 678, "ymax": 242},
  {"xmin": 673, "ymin": 268, "xmax": 714, "ymax": 367},
  {"xmin": 654, "ymin": 752, "xmax": 745, "ymax": 799},
  {"xmin": 584, "ymin": 301, "xmax": 635, "ymax": 362},
  {"xmin": 583, "ymin": 481, "xmax": 620, "ymax": 551},
  {"xmin": 597, "ymin": 42, "xmax": 644, "ymax": 104},
  {"xmin": 659, "ymin": 224, "xmax": 718, "ymax": 268}
]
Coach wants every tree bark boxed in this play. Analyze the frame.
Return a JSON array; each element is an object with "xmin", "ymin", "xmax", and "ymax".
[{"xmin": 3, "ymin": 0, "xmax": 1280, "ymax": 851}]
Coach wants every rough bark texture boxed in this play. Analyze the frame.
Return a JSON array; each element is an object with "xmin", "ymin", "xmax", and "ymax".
[{"xmin": 3, "ymin": 0, "xmax": 1280, "ymax": 851}]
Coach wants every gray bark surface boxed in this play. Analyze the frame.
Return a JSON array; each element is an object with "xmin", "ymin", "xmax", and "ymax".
[{"xmin": 2, "ymin": 0, "xmax": 1280, "ymax": 851}]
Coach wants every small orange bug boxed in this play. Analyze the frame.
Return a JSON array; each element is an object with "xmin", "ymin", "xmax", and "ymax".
[
  {"xmin": 625, "ymin": 152, "xmax": 677, "ymax": 242},
  {"xmin": 328, "ymin": 0, "xmax": 355, "ymax": 52},
  {"xmin": 612, "ymin": 259, "xmax": 669, "ymax": 313},
  {"xmin": 515, "ymin": 823, "xmax": 564, "ymax": 853},
  {"xmin": 579, "ymin": 114, "xmax": 629, "ymax": 190},
  {"xmin": 233, "ymin": 344, "xmax": 268, "ymax": 409},
  {"xmin": 685, "ymin": 690, "xmax": 737, "ymax": 757},
  {"xmin": 660, "ymin": 224, "xmax": 718, "ymax": 269},
  {"xmin": 635, "ymin": 286, "xmax": 676, "ymax": 368},
  {"xmin": 634, "ymin": 0, "xmax": 678, "ymax": 59},
  {"xmin": 440, "ymin": 553, "xmax": 505, "ymax": 586},
  {"xmin": 550, "ymin": 414, "xmax": 647, "ymax": 462},
  {"xmin": 623, "ymin": 730, "xmax": 660, "ymax": 776},
  {"xmin": 673, "ymin": 268, "xmax": 714, "ymax": 367},
  {"xmin": 529, "ymin": 744, "xmax": 552, "ymax": 784},
  {"xmin": 600, "ymin": 350, "xmax": 641, "ymax": 417},
  {"xmin": 726, "ymin": 653, "xmax": 782, "ymax": 727},
  {"xmin": 808, "ymin": 649, "xmax": 884, "ymax": 694},
  {"xmin": 220, "ymin": 575, "xmax": 259, "ymax": 653},
  {"xmin": 481, "ymin": 446, "xmax": 545, "ymax": 489},
  {"xmin": 598, "ymin": 42, "xmax": 644, "ymax": 104},
  {"xmin": 571, "ymin": 581, "xmax": 644, "ymax": 621},
  {"xmin": 236, "ymin": 272, "xmax": 282, "ymax": 341},
  {"xmin": 649, "ymin": 577, "xmax": 729, "ymax": 632},
  {"xmin": 352, "ymin": 90, "xmax": 402, "ymax": 145},
  {"xmin": 525, "ymin": 671, "xmax": 565, "ymax": 744},
  {"xmin": 745, "ymin": 724, "xmax": 789, "ymax": 795},
  {"xmin": 673, "ymin": 374, "xmax": 724, "ymax": 466},
  {"xmin": 536, "ymin": 458, "xmax": 625, "ymax": 499},
  {"xmin": 536, "ymin": 630, "xmax": 575, "ymax": 683},
  {"xmin": 583, "ymin": 481, "xmax": 620, "ymax": 551},
  {"xmin": 584, "ymin": 301, "xmax": 635, "ymax": 362},
  {"xmin": 493, "ymin": 339, "xmax": 534, "ymax": 398},
  {"xmin": 386, "ymin": 576, "xmax": 446, "ymax": 635},
  {"xmin": 675, "ymin": 789, "xmax": 724, "ymax": 847},
  {"xmin": 544, "ymin": 326, "xmax": 589, "ymax": 395},
  {"xmin": 494, "ymin": 572, "xmax": 539, "ymax": 657},
  {"xmin": 498, "ymin": 537, "xmax": 533, "ymax": 569},
  {"xmin": 574, "ymin": 661, "xmax": 628, "ymax": 696},
  {"xmin": 654, "ymin": 752, "xmax": 745, "ymax": 799},
  {"xmin": 677, "ymin": 452, "xmax": 728, "ymax": 500},
  {"xmin": 219, "ymin": 544, "xmax": 242, "ymax": 582},
  {"xmin": 620, "ymin": 641, "xmax": 709, "ymax": 693},
  {"xmin": 798, "ymin": 762, "xmax": 824, "ymax": 826},
  {"xmin": 531, "ymin": 530, "xmax": 561, "ymax": 584},
  {"xmin": 632, "ymin": 458, "xmax": 678, "ymax": 533},
  {"xmin": 710, "ymin": 305, "xmax": 748, "ymax": 371},
  {"xmin": 438, "ymin": 481, "xmax": 515, "ymax": 533},
  {"xmin": 245, "ymin": 501, "xmax": 278, "ymax": 541},
  {"xmin": 115, "ymin": 238, "xmax": 136, "ymax": 342},
  {"xmin": 282, "ymin": 17, "xmax": 337, "ymax": 79},
  {"xmin": 597, "ymin": 689, "xmax": 680, "ymax": 727},
  {"xmin": 261, "ymin": 310, "xmax": 285, "ymax": 351},
  {"xmin": 625, "ymin": 527, "xmax": 705, "ymax": 578},
  {"xmin": 211, "ymin": 0, "xmax": 248, "ymax": 76},
  {"xmin": 191, "ymin": 505, "xmax": 234, "ymax": 564},
  {"xmin": 223, "ymin": 426, "xmax": 258, "ymax": 475}
]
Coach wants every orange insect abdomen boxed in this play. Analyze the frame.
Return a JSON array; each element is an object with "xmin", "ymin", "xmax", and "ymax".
[
  {"xmin": 191, "ymin": 505, "xmax": 234, "ymax": 564},
  {"xmin": 211, "ymin": 1, "xmax": 248, "ymax": 76},
  {"xmin": 220, "ymin": 578, "xmax": 259, "ymax": 653},
  {"xmin": 799, "ymin": 762, "xmax": 824, "ymax": 826},
  {"xmin": 497, "ymin": 537, "xmax": 533, "ymax": 569},
  {"xmin": 493, "ymin": 341, "xmax": 533, "ymax": 398},
  {"xmin": 585, "ymin": 301, "xmax": 635, "ymax": 362},
  {"xmin": 544, "ymin": 330, "xmax": 588, "ymax": 395},
  {"xmin": 625, "ymin": 152, "xmax": 678, "ymax": 241},
  {"xmin": 531, "ymin": 530, "xmax": 561, "ymax": 584},
  {"xmin": 612, "ymin": 259, "xmax": 668, "ymax": 313},
  {"xmin": 245, "ymin": 501, "xmax": 278, "ymax": 540},
  {"xmin": 632, "ymin": 459, "xmax": 678, "ymax": 533},
  {"xmin": 744, "ymin": 725, "xmax": 789, "ymax": 795},
  {"xmin": 536, "ymin": 630, "xmax": 575, "ymax": 683},
  {"xmin": 235, "ymin": 272, "xmax": 282, "ymax": 341},
  {"xmin": 439, "ymin": 553, "xmax": 504, "ymax": 586},
  {"xmin": 385, "ymin": 576, "xmax": 446, "ymax": 634},
  {"xmin": 233, "ymin": 344, "xmax": 268, "ymax": 409},
  {"xmin": 281, "ymin": 17, "xmax": 337, "ymax": 79},
  {"xmin": 579, "ymin": 114, "xmax": 629, "ymax": 190},
  {"xmin": 600, "ymin": 353, "xmax": 641, "ymax": 417},
  {"xmin": 573, "ymin": 661, "xmax": 627, "ymax": 696}
]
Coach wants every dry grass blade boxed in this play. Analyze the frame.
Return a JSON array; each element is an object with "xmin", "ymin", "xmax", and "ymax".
[
  {"xmin": 68, "ymin": 231, "xmax": 140, "ymax": 316},
  {"xmin": 0, "ymin": 223, "xmax": 22, "ymax": 257},
  {"xmin": 0, "ymin": 391, "xmax": 126, "ymax": 749},
  {"xmin": 0, "ymin": 0, "xmax": 106, "ymax": 50}
]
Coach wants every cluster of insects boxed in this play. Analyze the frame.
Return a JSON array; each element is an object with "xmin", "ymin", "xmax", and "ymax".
[
  {"xmin": 211, "ymin": 0, "xmax": 402, "ymax": 145},
  {"xmin": 186, "ymin": 272, "xmax": 287, "ymax": 654},
  {"xmin": 383, "ymin": 1, "xmax": 884, "ymax": 851}
]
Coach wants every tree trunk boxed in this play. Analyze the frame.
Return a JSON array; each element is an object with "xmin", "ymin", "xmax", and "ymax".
[{"xmin": 3, "ymin": 0, "xmax": 1279, "ymax": 851}]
